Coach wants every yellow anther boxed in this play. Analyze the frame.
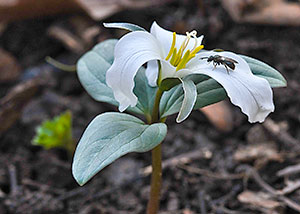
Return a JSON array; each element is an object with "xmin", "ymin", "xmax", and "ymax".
[
  {"xmin": 165, "ymin": 30, "xmax": 204, "ymax": 71},
  {"xmin": 175, "ymin": 33, "xmax": 191, "ymax": 65},
  {"xmin": 165, "ymin": 32, "xmax": 176, "ymax": 61},
  {"xmin": 190, "ymin": 45, "xmax": 204, "ymax": 57},
  {"xmin": 176, "ymin": 50, "xmax": 190, "ymax": 71},
  {"xmin": 170, "ymin": 47, "xmax": 178, "ymax": 65}
]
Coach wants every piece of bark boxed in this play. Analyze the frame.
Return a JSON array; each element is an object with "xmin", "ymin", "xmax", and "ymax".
[
  {"xmin": 221, "ymin": 0, "xmax": 300, "ymax": 26},
  {"xmin": 0, "ymin": 48, "xmax": 21, "ymax": 82},
  {"xmin": 200, "ymin": 101, "xmax": 233, "ymax": 132}
]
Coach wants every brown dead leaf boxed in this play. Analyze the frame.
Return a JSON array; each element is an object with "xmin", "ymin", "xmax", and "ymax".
[
  {"xmin": 221, "ymin": 0, "xmax": 300, "ymax": 26},
  {"xmin": 0, "ymin": 78, "xmax": 43, "ymax": 134},
  {"xmin": 0, "ymin": 0, "xmax": 81, "ymax": 22},
  {"xmin": 238, "ymin": 191, "xmax": 284, "ymax": 213},
  {"xmin": 200, "ymin": 101, "xmax": 233, "ymax": 132},
  {"xmin": 182, "ymin": 209, "xmax": 194, "ymax": 214},
  {"xmin": 234, "ymin": 142, "xmax": 282, "ymax": 168},
  {"xmin": 75, "ymin": 0, "xmax": 165, "ymax": 21},
  {"xmin": 0, "ymin": 48, "xmax": 21, "ymax": 82}
]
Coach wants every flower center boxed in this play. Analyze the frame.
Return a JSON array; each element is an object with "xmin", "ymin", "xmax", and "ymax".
[{"xmin": 165, "ymin": 31, "xmax": 204, "ymax": 71}]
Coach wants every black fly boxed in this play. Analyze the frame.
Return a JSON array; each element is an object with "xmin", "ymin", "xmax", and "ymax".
[{"xmin": 200, "ymin": 55, "xmax": 238, "ymax": 73}]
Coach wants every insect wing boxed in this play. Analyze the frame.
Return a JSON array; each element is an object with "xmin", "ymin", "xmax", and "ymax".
[
  {"xmin": 224, "ymin": 61, "xmax": 235, "ymax": 70},
  {"xmin": 224, "ymin": 57, "xmax": 238, "ymax": 64}
]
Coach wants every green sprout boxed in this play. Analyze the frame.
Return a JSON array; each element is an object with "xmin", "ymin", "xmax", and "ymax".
[{"xmin": 32, "ymin": 111, "xmax": 74, "ymax": 154}]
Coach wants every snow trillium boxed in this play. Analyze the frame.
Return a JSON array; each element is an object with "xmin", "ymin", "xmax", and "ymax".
[{"xmin": 106, "ymin": 21, "xmax": 274, "ymax": 123}]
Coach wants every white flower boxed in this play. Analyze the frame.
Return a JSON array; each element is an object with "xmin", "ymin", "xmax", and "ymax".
[{"xmin": 106, "ymin": 21, "xmax": 274, "ymax": 123}]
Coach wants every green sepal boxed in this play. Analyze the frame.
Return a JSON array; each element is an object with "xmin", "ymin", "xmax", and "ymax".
[
  {"xmin": 159, "ymin": 78, "xmax": 181, "ymax": 91},
  {"xmin": 176, "ymin": 79, "xmax": 197, "ymax": 123}
]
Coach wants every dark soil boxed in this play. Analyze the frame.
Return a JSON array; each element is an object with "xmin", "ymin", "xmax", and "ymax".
[{"xmin": 1, "ymin": 1, "xmax": 300, "ymax": 213}]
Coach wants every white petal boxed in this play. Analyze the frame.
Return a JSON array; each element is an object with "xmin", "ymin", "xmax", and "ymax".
[
  {"xmin": 106, "ymin": 31, "xmax": 163, "ymax": 112},
  {"xmin": 150, "ymin": 21, "xmax": 204, "ymax": 57},
  {"xmin": 146, "ymin": 59, "xmax": 187, "ymax": 86},
  {"xmin": 145, "ymin": 60, "xmax": 159, "ymax": 87},
  {"xmin": 160, "ymin": 60, "xmax": 177, "ymax": 80},
  {"xmin": 188, "ymin": 51, "xmax": 274, "ymax": 123}
]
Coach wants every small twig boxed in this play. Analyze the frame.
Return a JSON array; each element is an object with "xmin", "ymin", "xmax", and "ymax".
[
  {"xmin": 249, "ymin": 167, "xmax": 300, "ymax": 212},
  {"xmin": 199, "ymin": 190, "xmax": 207, "ymax": 214},
  {"xmin": 45, "ymin": 56, "xmax": 76, "ymax": 72},
  {"xmin": 61, "ymin": 149, "xmax": 212, "ymax": 202},
  {"xmin": 57, "ymin": 186, "xmax": 88, "ymax": 201},
  {"xmin": 263, "ymin": 119, "xmax": 300, "ymax": 151},
  {"xmin": 211, "ymin": 184, "xmax": 242, "ymax": 205},
  {"xmin": 177, "ymin": 164, "xmax": 245, "ymax": 180},
  {"xmin": 140, "ymin": 148, "xmax": 212, "ymax": 176},
  {"xmin": 209, "ymin": 201, "xmax": 247, "ymax": 214},
  {"xmin": 277, "ymin": 180, "xmax": 300, "ymax": 195},
  {"xmin": 22, "ymin": 178, "xmax": 65, "ymax": 195},
  {"xmin": 8, "ymin": 164, "xmax": 19, "ymax": 196},
  {"xmin": 276, "ymin": 163, "xmax": 300, "ymax": 177}
]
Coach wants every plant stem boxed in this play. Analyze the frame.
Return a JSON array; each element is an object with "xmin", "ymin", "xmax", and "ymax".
[
  {"xmin": 151, "ymin": 88, "xmax": 163, "ymax": 123},
  {"xmin": 147, "ymin": 143, "xmax": 162, "ymax": 214},
  {"xmin": 146, "ymin": 88, "xmax": 164, "ymax": 214}
]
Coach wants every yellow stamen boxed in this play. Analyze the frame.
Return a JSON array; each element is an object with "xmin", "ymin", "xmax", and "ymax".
[
  {"xmin": 189, "ymin": 30, "xmax": 198, "ymax": 51},
  {"xmin": 170, "ymin": 47, "xmax": 178, "ymax": 65},
  {"xmin": 165, "ymin": 32, "xmax": 176, "ymax": 61},
  {"xmin": 176, "ymin": 50, "xmax": 190, "ymax": 71},
  {"xmin": 165, "ymin": 30, "xmax": 204, "ymax": 71},
  {"xmin": 174, "ymin": 33, "xmax": 191, "ymax": 65},
  {"xmin": 190, "ymin": 45, "xmax": 204, "ymax": 56}
]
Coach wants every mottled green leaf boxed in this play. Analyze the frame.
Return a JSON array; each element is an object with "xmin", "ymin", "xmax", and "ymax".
[
  {"xmin": 241, "ymin": 55, "xmax": 287, "ymax": 87},
  {"xmin": 72, "ymin": 112, "xmax": 167, "ymax": 185},
  {"xmin": 77, "ymin": 39, "xmax": 155, "ymax": 116}
]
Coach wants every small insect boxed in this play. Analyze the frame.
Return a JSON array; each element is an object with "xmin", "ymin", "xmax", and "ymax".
[{"xmin": 200, "ymin": 55, "xmax": 238, "ymax": 73}]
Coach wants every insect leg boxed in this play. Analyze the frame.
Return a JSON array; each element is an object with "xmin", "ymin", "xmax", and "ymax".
[
  {"xmin": 224, "ymin": 64, "xmax": 230, "ymax": 74},
  {"xmin": 213, "ymin": 62, "xmax": 217, "ymax": 70}
]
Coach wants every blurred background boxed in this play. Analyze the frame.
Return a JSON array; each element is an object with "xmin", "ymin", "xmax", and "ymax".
[{"xmin": 0, "ymin": 0, "xmax": 300, "ymax": 213}]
